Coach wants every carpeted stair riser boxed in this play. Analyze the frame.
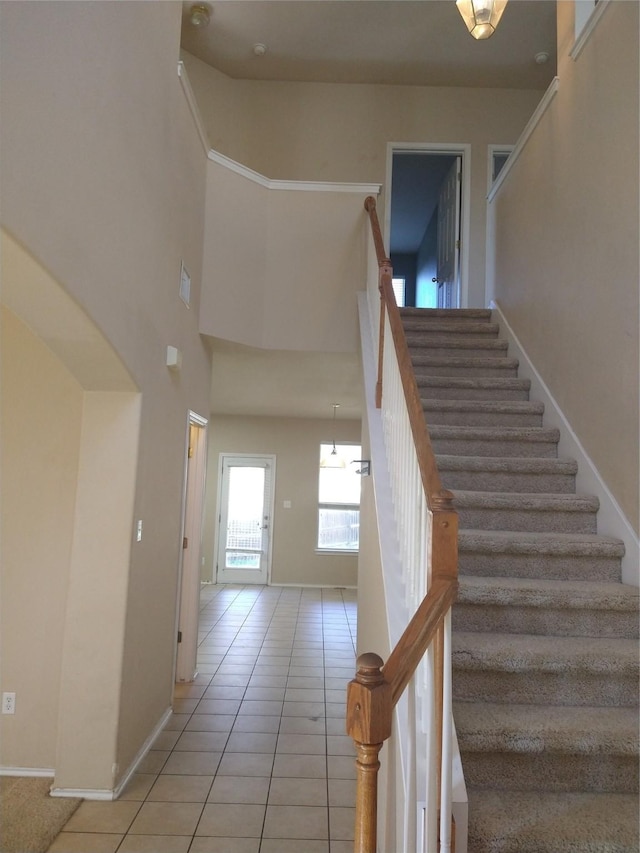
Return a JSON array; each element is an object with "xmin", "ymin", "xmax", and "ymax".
[
  {"xmin": 413, "ymin": 356, "xmax": 519, "ymax": 378},
  {"xmin": 453, "ymin": 666, "xmax": 637, "ymax": 708},
  {"xmin": 429, "ymin": 426, "xmax": 560, "ymax": 458},
  {"xmin": 416, "ymin": 375, "xmax": 531, "ymax": 401},
  {"xmin": 439, "ymin": 456, "xmax": 577, "ymax": 493},
  {"xmin": 460, "ymin": 752, "xmax": 638, "ymax": 794},
  {"xmin": 407, "ymin": 338, "xmax": 508, "ymax": 359},
  {"xmin": 399, "ymin": 307, "xmax": 493, "ymax": 323},
  {"xmin": 454, "ymin": 577, "xmax": 639, "ymax": 637},
  {"xmin": 403, "ymin": 321, "xmax": 500, "ymax": 336},
  {"xmin": 452, "ymin": 633, "xmax": 638, "ymax": 707},
  {"xmin": 424, "ymin": 399, "xmax": 544, "ymax": 428},
  {"xmin": 453, "ymin": 491, "xmax": 599, "ymax": 534},
  {"xmin": 466, "ymin": 789, "xmax": 639, "ymax": 853},
  {"xmin": 453, "ymin": 601, "xmax": 639, "ymax": 638},
  {"xmin": 457, "ymin": 531, "xmax": 626, "ymax": 583}
]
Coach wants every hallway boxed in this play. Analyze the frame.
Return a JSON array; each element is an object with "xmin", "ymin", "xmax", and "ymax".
[{"xmin": 48, "ymin": 584, "xmax": 358, "ymax": 852}]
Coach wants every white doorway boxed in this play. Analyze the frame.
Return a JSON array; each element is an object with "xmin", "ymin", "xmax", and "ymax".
[
  {"xmin": 386, "ymin": 143, "xmax": 470, "ymax": 308},
  {"xmin": 436, "ymin": 156, "xmax": 462, "ymax": 308},
  {"xmin": 216, "ymin": 454, "xmax": 275, "ymax": 585},
  {"xmin": 175, "ymin": 412, "xmax": 208, "ymax": 683}
]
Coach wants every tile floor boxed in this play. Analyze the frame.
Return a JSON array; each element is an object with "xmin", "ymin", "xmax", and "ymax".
[{"xmin": 48, "ymin": 584, "xmax": 358, "ymax": 853}]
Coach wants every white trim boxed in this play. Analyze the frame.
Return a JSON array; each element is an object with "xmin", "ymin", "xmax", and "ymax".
[
  {"xmin": 177, "ymin": 61, "xmax": 211, "ymax": 155},
  {"xmin": 487, "ymin": 144, "xmax": 515, "ymax": 193},
  {"xmin": 49, "ymin": 707, "xmax": 173, "ymax": 800},
  {"xmin": 314, "ymin": 549, "xmax": 359, "ymax": 557},
  {"xmin": 208, "ymin": 149, "xmax": 381, "ymax": 195},
  {"xmin": 571, "ymin": 0, "xmax": 612, "ymax": 61},
  {"xmin": 215, "ymin": 453, "xmax": 276, "ymax": 586},
  {"xmin": 271, "ymin": 582, "xmax": 357, "ymax": 589},
  {"xmin": 385, "ymin": 142, "xmax": 471, "ymax": 308},
  {"xmin": 0, "ymin": 766, "xmax": 55, "ymax": 777},
  {"xmin": 491, "ymin": 300, "xmax": 639, "ymax": 586},
  {"xmin": 487, "ymin": 78, "xmax": 559, "ymax": 203},
  {"xmin": 178, "ymin": 59, "xmax": 381, "ymax": 195}
]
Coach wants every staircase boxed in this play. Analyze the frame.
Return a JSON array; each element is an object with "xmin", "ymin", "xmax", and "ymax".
[{"xmin": 401, "ymin": 307, "xmax": 639, "ymax": 853}]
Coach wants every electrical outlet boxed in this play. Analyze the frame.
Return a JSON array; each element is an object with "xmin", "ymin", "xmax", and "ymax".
[{"xmin": 2, "ymin": 692, "xmax": 16, "ymax": 714}]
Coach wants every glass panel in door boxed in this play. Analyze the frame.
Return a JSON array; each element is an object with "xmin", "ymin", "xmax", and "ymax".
[{"xmin": 217, "ymin": 456, "xmax": 273, "ymax": 584}]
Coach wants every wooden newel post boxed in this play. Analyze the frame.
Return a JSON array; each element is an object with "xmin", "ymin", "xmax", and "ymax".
[{"xmin": 346, "ymin": 652, "xmax": 392, "ymax": 853}]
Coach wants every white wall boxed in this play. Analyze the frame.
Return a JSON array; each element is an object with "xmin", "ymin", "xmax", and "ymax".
[
  {"xmin": 0, "ymin": 1, "xmax": 212, "ymax": 790},
  {"xmin": 203, "ymin": 415, "xmax": 362, "ymax": 587},
  {"xmin": 182, "ymin": 50, "xmax": 545, "ymax": 308},
  {"xmin": 490, "ymin": 0, "xmax": 639, "ymax": 538}
]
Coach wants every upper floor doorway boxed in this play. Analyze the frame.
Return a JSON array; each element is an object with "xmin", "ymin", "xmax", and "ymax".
[{"xmin": 386, "ymin": 144, "xmax": 470, "ymax": 309}]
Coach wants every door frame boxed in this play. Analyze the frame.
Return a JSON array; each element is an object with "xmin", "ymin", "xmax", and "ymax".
[
  {"xmin": 385, "ymin": 142, "xmax": 471, "ymax": 308},
  {"xmin": 215, "ymin": 452, "xmax": 276, "ymax": 586},
  {"xmin": 173, "ymin": 410, "xmax": 208, "ymax": 683}
]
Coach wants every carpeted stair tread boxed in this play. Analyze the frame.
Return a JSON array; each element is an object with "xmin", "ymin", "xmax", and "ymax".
[
  {"xmin": 438, "ymin": 455, "xmax": 576, "ymax": 474},
  {"xmin": 453, "ymin": 631, "xmax": 638, "ymax": 675},
  {"xmin": 455, "ymin": 576, "xmax": 639, "ymax": 637},
  {"xmin": 454, "ymin": 702, "xmax": 638, "ymax": 755},
  {"xmin": 429, "ymin": 425, "xmax": 560, "ymax": 458},
  {"xmin": 406, "ymin": 333, "xmax": 506, "ymax": 347},
  {"xmin": 424, "ymin": 399, "xmax": 544, "ymax": 427},
  {"xmin": 466, "ymin": 789, "xmax": 639, "ymax": 853},
  {"xmin": 458, "ymin": 528, "xmax": 626, "ymax": 558},
  {"xmin": 452, "ymin": 490, "xmax": 599, "ymax": 534},
  {"xmin": 457, "ymin": 576, "xmax": 640, "ymax": 615},
  {"xmin": 453, "ymin": 490, "xmax": 599, "ymax": 512},
  {"xmin": 399, "ymin": 307, "xmax": 493, "ymax": 321},
  {"xmin": 416, "ymin": 375, "xmax": 531, "ymax": 400},
  {"xmin": 412, "ymin": 354, "xmax": 519, "ymax": 371},
  {"xmin": 424, "ymin": 399, "xmax": 544, "ymax": 416},
  {"xmin": 405, "ymin": 324, "xmax": 501, "ymax": 339},
  {"xmin": 429, "ymin": 424, "xmax": 559, "ymax": 442}
]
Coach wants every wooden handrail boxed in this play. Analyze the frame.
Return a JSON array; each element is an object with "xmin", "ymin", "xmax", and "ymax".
[{"xmin": 348, "ymin": 195, "xmax": 459, "ymax": 853}]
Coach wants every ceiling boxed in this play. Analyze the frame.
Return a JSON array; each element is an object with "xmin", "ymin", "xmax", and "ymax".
[
  {"xmin": 181, "ymin": 1, "xmax": 557, "ymax": 90},
  {"xmin": 187, "ymin": 1, "xmax": 557, "ymax": 421}
]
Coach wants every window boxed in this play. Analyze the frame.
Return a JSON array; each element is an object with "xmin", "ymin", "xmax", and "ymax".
[
  {"xmin": 318, "ymin": 443, "xmax": 361, "ymax": 551},
  {"xmin": 392, "ymin": 277, "xmax": 406, "ymax": 307}
]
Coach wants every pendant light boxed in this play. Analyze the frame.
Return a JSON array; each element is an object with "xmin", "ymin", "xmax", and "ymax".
[
  {"xmin": 320, "ymin": 405, "xmax": 346, "ymax": 468},
  {"xmin": 456, "ymin": 0, "xmax": 508, "ymax": 40}
]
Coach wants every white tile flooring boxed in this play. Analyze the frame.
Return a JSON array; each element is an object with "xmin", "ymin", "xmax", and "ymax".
[{"xmin": 48, "ymin": 584, "xmax": 358, "ymax": 853}]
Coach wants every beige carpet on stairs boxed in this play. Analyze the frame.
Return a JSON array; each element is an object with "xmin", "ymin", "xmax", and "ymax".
[{"xmin": 0, "ymin": 777, "xmax": 81, "ymax": 853}]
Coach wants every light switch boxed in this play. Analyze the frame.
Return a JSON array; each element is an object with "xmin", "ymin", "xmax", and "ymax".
[{"xmin": 283, "ymin": 500, "xmax": 292, "ymax": 509}]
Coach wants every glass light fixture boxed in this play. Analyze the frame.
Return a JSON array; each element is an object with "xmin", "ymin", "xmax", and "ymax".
[
  {"xmin": 456, "ymin": 0, "xmax": 508, "ymax": 40},
  {"xmin": 189, "ymin": 4, "xmax": 211, "ymax": 28}
]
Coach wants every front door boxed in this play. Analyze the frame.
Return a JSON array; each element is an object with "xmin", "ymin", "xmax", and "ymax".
[
  {"xmin": 436, "ymin": 157, "xmax": 462, "ymax": 308},
  {"xmin": 216, "ymin": 455, "xmax": 275, "ymax": 585}
]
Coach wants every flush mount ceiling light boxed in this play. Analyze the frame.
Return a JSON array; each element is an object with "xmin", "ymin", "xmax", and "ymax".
[
  {"xmin": 456, "ymin": 0, "xmax": 508, "ymax": 40},
  {"xmin": 189, "ymin": 4, "xmax": 211, "ymax": 28}
]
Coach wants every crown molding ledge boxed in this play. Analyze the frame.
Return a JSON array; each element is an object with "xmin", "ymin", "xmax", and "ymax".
[
  {"xmin": 208, "ymin": 149, "xmax": 381, "ymax": 195},
  {"xmin": 178, "ymin": 60, "xmax": 381, "ymax": 195},
  {"xmin": 488, "ymin": 76, "xmax": 559, "ymax": 204}
]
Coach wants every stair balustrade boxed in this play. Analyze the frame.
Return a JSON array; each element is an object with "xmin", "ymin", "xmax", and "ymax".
[{"xmin": 347, "ymin": 196, "xmax": 459, "ymax": 852}]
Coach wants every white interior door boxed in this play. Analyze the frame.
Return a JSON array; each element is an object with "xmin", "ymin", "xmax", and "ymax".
[
  {"xmin": 175, "ymin": 413, "xmax": 208, "ymax": 683},
  {"xmin": 216, "ymin": 455, "xmax": 275, "ymax": 585},
  {"xmin": 436, "ymin": 157, "xmax": 462, "ymax": 308}
]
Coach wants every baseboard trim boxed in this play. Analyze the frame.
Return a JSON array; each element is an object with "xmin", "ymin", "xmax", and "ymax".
[
  {"xmin": 0, "ymin": 766, "xmax": 54, "ymax": 778},
  {"xmin": 270, "ymin": 583, "xmax": 357, "ymax": 589},
  {"xmin": 50, "ymin": 707, "xmax": 173, "ymax": 801},
  {"xmin": 491, "ymin": 300, "xmax": 639, "ymax": 585}
]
